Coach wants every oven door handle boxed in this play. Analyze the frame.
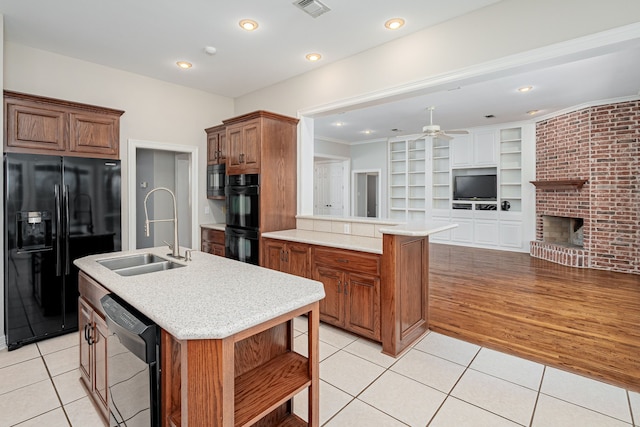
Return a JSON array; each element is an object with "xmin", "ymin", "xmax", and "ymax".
[
  {"xmin": 226, "ymin": 186, "xmax": 259, "ymax": 196},
  {"xmin": 225, "ymin": 227, "xmax": 258, "ymax": 238}
]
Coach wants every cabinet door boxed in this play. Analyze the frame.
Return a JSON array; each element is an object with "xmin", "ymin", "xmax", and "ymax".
[
  {"xmin": 212, "ymin": 243, "xmax": 225, "ymax": 257},
  {"xmin": 262, "ymin": 239, "xmax": 286, "ymax": 272},
  {"xmin": 240, "ymin": 120, "xmax": 261, "ymax": 173},
  {"xmin": 345, "ymin": 273, "xmax": 381, "ymax": 341},
  {"xmin": 68, "ymin": 112, "xmax": 119, "ymax": 157},
  {"xmin": 226, "ymin": 124, "xmax": 243, "ymax": 173},
  {"xmin": 287, "ymin": 243, "xmax": 311, "ymax": 278},
  {"xmin": 450, "ymin": 135, "xmax": 472, "ymax": 167},
  {"xmin": 93, "ymin": 314, "xmax": 109, "ymax": 418},
  {"xmin": 313, "ymin": 265, "xmax": 344, "ymax": 328},
  {"xmin": 218, "ymin": 131, "xmax": 227, "ymax": 164},
  {"xmin": 207, "ymin": 132, "xmax": 220, "ymax": 164},
  {"xmin": 6, "ymin": 102, "xmax": 66, "ymax": 152},
  {"xmin": 78, "ymin": 298, "xmax": 93, "ymax": 390},
  {"xmin": 473, "ymin": 130, "xmax": 497, "ymax": 165}
]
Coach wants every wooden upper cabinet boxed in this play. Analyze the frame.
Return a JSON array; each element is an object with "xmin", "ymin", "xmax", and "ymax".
[
  {"xmin": 226, "ymin": 119, "xmax": 261, "ymax": 174},
  {"xmin": 4, "ymin": 90, "xmax": 124, "ymax": 159},
  {"xmin": 69, "ymin": 111, "xmax": 119, "ymax": 157},
  {"xmin": 205, "ymin": 124, "xmax": 226, "ymax": 165},
  {"xmin": 6, "ymin": 102, "xmax": 66, "ymax": 152}
]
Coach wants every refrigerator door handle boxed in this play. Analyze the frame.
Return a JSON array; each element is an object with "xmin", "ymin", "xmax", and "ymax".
[
  {"xmin": 55, "ymin": 184, "xmax": 62, "ymax": 277},
  {"xmin": 64, "ymin": 185, "xmax": 71, "ymax": 275}
]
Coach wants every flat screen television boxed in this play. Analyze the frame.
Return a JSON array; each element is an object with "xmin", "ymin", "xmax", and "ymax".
[{"xmin": 453, "ymin": 174, "xmax": 497, "ymax": 200}]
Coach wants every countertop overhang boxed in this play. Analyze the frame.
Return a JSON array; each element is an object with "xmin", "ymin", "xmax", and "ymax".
[
  {"xmin": 262, "ymin": 221, "xmax": 458, "ymax": 253},
  {"xmin": 74, "ymin": 247, "xmax": 325, "ymax": 340}
]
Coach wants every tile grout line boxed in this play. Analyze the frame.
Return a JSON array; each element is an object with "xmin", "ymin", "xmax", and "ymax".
[
  {"xmin": 37, "ymin": 343, "xmax": 74, "ymax": 427},
  {"xmin": 527, "ymin": 365, "xmax": 546, "ymax": 427}
]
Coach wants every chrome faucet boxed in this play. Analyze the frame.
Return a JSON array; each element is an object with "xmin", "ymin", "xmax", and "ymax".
[{"xmin": 143, "ymin": 187, "xmax": 183, "ymax": 259}]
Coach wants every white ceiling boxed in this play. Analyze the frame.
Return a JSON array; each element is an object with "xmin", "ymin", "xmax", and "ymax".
[
  {"xmin": 1, "ymin": 1, "xmax": 639, "ymax": 145},
  {"xmin": 0, "ymin": 0, "xmax": 500, "ymax": 98},
  {"xmin": 313, "ymin": 44, "xmax": 640, "ymax": 143}
]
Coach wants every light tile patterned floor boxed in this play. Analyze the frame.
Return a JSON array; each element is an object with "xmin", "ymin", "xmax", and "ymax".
[{"xmin": 1, "ymin": 321, "xmax": 639, "ymax": 426}]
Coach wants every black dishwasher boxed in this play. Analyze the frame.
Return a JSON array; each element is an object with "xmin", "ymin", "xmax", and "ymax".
[{"xmin": 100, "ymin": 294, "xmax": 160, "ymax": 427}]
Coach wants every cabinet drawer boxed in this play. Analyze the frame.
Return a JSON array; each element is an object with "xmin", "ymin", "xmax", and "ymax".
[
  {"xmin": 313, "ymin": 247, "xmax": 380, "ymax": 276},
  {"xmin": 78, "ymin": 271, "xmax": 109, "ymax": 317},
  {"xmin": 201, "ymin": 228, "xmax": 225, "ymax": 244}
]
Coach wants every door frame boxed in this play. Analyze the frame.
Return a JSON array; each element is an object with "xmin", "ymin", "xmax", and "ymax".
[
  {"xmin": 127, "ymin": 139, "xmax": 199, "ymax": 251},
  {"xmin": 352, "ymin": 169, "xmax": 381, "ymax": 218}
]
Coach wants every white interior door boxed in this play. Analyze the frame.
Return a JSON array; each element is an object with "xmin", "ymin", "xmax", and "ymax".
[{"xmin": 314, "ymin": 161, "xmax": 345, "ymax": 216}]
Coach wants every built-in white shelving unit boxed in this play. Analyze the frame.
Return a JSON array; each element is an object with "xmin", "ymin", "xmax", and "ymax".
[
  {"xmin": 432, "ymin": 138, "xmax": 451, "ymax": 210},
  {"xmin": 499, "ymin": 127, "xmax": 523, "ymax": 212},
  {"xmin": 389, "ymin": 138, "xmax": 427, "ymax": 222}
]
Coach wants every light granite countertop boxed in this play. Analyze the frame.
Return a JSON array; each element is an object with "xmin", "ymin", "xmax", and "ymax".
[
  {"xmin": 262, "ymin": 221, "xmax": 457, "ymax": 254},
  {"xmin": 74, "ymin": 247, "xmax": 325, "ymax": 340},
  {"xmin": 377, "ymin": 221, "xmax": 458, "ymax": 237},
  {"xmin": 200, "ymin": 223, "xmax": 226, "ymax": 231},
  {"xmin": 261, "ymin": 229, "xmax": 383, "ymax": 254}
]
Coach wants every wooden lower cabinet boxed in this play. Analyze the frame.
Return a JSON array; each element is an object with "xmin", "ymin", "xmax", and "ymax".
[
  {"xmin": 262, "ymin": 240, "xmax": 382, "ymax": 342},
  {"xmin": 312, "ymin": 261, "xmax": 381, "ymax": 341},
  {"xmin": 201, "ymin": 227, "xmax": 225, "ymax": 257},
  {"xmin": 262, "ymin": 239, "xmax": 311, "ymax": 278},
  {"xmin": 79, "ymin": 295, "xmax": 109, "ymax": 421}
]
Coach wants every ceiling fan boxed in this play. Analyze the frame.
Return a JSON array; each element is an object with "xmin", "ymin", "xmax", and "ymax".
[{"xmin": 414, "ymin": 106, "xmax": 469, "ymax": 141}]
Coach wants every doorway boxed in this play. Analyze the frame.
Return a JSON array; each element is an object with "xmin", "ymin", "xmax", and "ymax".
[
  {"xmin": 353, "ymin": 170, "xmax": 380, "ymax": 218},
  {"xmin": 314, "ymin": 160, "xmax": 349, "ymax": 216},
  {"xmin": 127, "ymin": 140, "xmax": 199, "ymax": 251}
]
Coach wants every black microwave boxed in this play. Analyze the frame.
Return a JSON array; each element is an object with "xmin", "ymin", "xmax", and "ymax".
[{"xmin": 207, "ymin": 164, "xmax": 225, "ymax": 199}]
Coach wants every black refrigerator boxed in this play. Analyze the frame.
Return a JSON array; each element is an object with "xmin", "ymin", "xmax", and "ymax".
[{"xmin": 4, "ymin": 153, "xmax": 121, "ymax": 350}]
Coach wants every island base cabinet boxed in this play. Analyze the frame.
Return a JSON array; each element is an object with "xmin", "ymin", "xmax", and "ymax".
[
  {"xmin": 161, "ymin": 302, "xmax": 320, "ymax": 427},
  {"xmin": 312, "ymin": 247, "xmax": 381, "ymax": 342},
  {"xmin": 78, "ymin": 291, "xmax": 109, "ymax": 422}
]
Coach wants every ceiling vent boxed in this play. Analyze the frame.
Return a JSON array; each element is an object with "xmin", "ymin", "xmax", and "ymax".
[{"xmin": 293, "ymin": 0, "xmax": 330, "ymax": 18}]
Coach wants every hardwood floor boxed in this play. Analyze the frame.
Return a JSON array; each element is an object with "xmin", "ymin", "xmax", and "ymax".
[{"xmin": 428, "ymin": 243, "xmax": 640, "ymax": 392}]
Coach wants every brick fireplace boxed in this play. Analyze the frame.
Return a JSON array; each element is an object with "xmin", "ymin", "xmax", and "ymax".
[{"xmin": 531, "ymin": 100, "xmax": 639, "ymax": 275}]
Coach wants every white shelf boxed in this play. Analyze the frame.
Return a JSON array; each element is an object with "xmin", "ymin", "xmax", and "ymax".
[{"xmin": 389, "ymin": 136, "xmax": 427, "ymax": 223}]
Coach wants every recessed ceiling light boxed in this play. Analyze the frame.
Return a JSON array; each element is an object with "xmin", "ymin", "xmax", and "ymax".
[
  {"xmin": 176, "ymin": 61, "xmax": 192, "ymax": 69},
  {"xmin": 361, "ymin": 129, "xmax": 374, "ymax": 135},
  {"xmin": 239, "ymin": 19, "xmax": 259, "ymax": 31},
  {"xmin": 518, "ymin": 86, "xmax": 533, "ymax": 93},
  {"xmin": 305, "ymin": 53, "xmax": 322, "ymax": 62},
  {"xmin": 384, "ymin": 18, "xmax": 405, "ymax": 30},
  {"xmin": 527, "ymin": 110, "xmax": 540, "ymax": 115},
  {"xmin": 334, "ymin": 122, "xmax": 345, "ymax": 127}
]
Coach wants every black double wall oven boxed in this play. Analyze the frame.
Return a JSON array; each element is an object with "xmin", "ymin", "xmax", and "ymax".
[{"xmin": 225, "ymin": 174, "xmax": 260, "ymax": 265}]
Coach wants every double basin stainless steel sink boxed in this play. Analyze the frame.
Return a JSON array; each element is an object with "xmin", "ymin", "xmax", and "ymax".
[{"xmin": 98, "ymin": 253, "xmax": 185, "ymax": 276}]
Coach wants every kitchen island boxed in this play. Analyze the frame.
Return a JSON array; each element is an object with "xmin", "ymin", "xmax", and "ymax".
[
  {"xmin": 262, "ymin": 218, "xmax": 456, "ymax": 357},
  {"xmin": 75, "ymin": 247, "xmax": 325, "ymax": 427}
]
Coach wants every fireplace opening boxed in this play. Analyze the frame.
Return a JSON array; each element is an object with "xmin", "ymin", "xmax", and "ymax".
[{"xmin": 542, "ymin": 216, "xmax": 584, "ymax": 248}]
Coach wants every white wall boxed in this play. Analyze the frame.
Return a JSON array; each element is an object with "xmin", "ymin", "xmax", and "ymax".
[
  {"xmin": 3, "ymin": 42, "xmax": 235, "ymax": 249},
  {"xmin": 350, "ymin": 141, "xmax": 387, "ymax": 216}
]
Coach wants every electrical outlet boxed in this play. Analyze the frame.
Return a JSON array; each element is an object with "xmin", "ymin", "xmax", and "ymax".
[
  {"xmin": 204, "ymin": 206, "xmax": 210, "ymax": 215},
  {"xmin": 343, "ymin": 223, "xmax": 351, "ymax": 234}
]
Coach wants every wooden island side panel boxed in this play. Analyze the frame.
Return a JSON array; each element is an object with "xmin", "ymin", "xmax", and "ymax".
[
  {"xmin": 381, "ymin": 234, "xmax": 429, "ymax": 357},
  {"xmin": 161, "ymin": 303, "xmax": 320, "ymax": 427}
]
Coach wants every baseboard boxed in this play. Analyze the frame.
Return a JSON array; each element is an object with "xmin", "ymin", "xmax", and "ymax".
[{"xmin": 0, "ymin": 335, "xmax": 6, "ymax": 351}]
